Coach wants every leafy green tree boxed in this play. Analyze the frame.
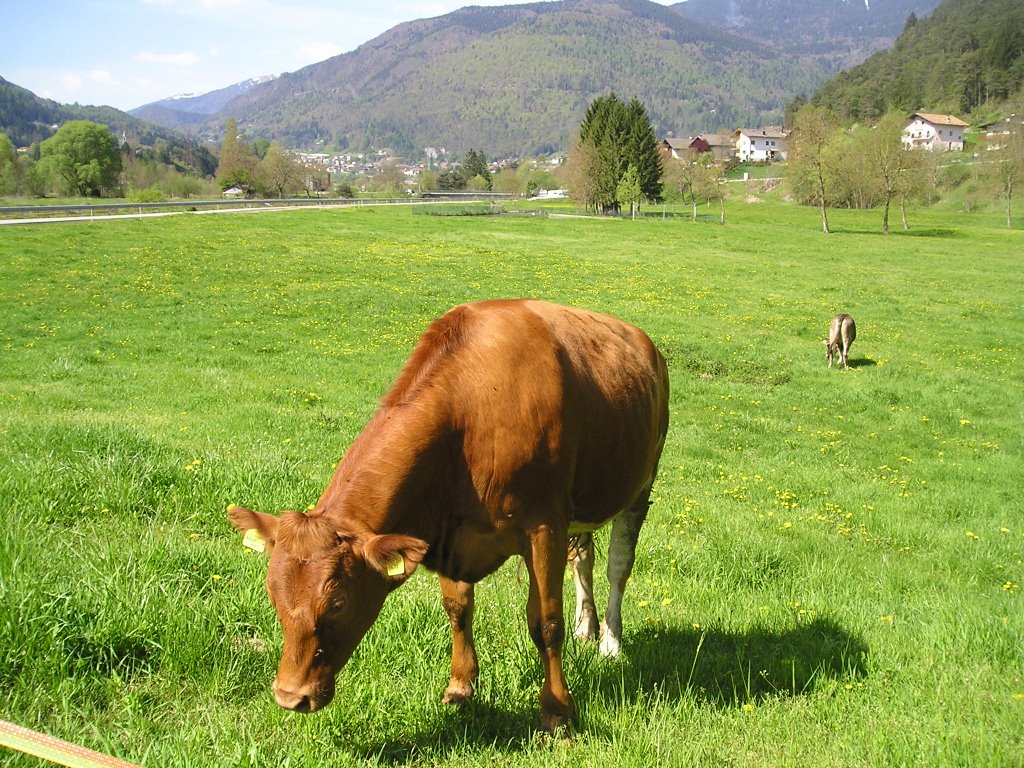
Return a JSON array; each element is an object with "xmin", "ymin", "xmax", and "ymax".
[
  {"xmin": 616, "ymin": 164, "xmax": 642, "ymax": 219},
  {"xmin": 0, "ymin": 131, "xmax": 18, "ymax": 195},
  {"xmin": 438, "ymin": 168, "xmax": 466, "ymax": 191},
  {"xmin": 418, "ymin": 169, "xmax": 438, "ymax": 193},
  {"xmin": 787, "ymin": 105, "xmax": 842, "ymax": 233},
  {"xmin": 39, "ymin": 120, "xmax": 121, "ymax": 197},
  {"xmin": 251, "ymin": 139, "xmax": 271, "ymax": 160},
  {"xmin": 492, "ymin": 167, "xmax": 523, "ymax": 195}
]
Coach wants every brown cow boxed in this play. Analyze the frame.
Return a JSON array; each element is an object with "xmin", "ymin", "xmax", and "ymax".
[
  {"xmin": 824, "ymin": 313, "xmax": 856, "ymax": 369},
  {"xmin": 228, "ymin": 299, "xmax": 669, "ymax": 733}
]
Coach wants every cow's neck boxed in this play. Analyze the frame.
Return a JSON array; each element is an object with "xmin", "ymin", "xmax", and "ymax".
[{"xmin": 313, "ymin": 402, "xmax": 456, "ymax": 539}]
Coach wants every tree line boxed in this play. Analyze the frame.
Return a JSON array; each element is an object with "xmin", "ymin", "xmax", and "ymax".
[{"xmin": 787, "ymin": 102, "xmax": 1024, "ymax": 231}]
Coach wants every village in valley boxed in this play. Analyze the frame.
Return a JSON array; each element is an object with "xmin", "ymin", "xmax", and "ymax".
[{"xmin": 279, "ymin": 111, "xmax": 994, "ymax": 198}]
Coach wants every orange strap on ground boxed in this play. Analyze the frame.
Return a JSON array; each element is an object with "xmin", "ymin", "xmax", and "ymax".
[{"xmin": 0, "ymin": 719, "xmax": 142, "ymax": 768}]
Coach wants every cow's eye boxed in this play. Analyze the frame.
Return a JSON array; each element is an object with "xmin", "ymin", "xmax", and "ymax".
[{"xmin": 330, "ymin": 599, "xmax": 345, "ymax": 613}]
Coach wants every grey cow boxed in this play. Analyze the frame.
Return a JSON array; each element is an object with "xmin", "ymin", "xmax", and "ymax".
[{"xmin": 824, "ymin": 314, "xmax": 856, "ymax": 368}]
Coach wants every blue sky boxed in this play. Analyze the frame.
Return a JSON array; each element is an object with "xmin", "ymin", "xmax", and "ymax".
[{"xmin": 3, "ymin": 0, "xmax": 680, "ymax": 111}]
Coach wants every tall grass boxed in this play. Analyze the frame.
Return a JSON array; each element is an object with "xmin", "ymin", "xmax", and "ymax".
[{"xmin": 1, "ymin": 199, "xmax": 1021, "ymax": 766}]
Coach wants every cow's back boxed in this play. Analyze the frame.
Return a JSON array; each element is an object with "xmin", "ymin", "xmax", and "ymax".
[{"xmin": 417, "ymin": 300, "xmax": 669, "ymax": 529}]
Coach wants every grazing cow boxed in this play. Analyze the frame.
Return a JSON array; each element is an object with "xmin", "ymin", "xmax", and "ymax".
[
  {"xmin": 228, "ymin": 299, "xmax": 669, "ymax": 733},
  {"xmin": 824, "ymin": 313, "xmax": 857, "ymax": 369}
]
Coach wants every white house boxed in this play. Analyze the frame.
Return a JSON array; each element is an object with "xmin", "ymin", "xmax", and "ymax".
[
  {"xmin": 732, "ymin": 128, "xmax": 787, "ymax": 162},
  {"xmin": 902, "ymin": 113, "xmax": 968, "ymax": 151}
]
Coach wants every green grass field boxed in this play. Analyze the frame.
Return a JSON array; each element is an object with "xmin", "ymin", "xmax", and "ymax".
[{"xmin": 1, "ymin": 199, "xmax": 1021, "ymax": 766}]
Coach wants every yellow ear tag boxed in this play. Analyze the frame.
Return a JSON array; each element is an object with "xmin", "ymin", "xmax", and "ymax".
[
  {"xmin": 242, "ymin": 528, "xmax": 266, "ymax": 553},
  {"xmin": 386, "ymin": 555, "xmax": 406, "ymax": 577}
]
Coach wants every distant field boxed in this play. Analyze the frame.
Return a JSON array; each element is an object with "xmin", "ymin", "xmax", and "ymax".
[{"xmin": 1, "ymin": 200, "xmax": 1021, "ymax": 766}]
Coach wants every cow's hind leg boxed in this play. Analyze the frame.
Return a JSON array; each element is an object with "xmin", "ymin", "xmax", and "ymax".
[
  {"xmin": 600, "ymin": 492, "xmax": 651, "ymax": 658},
  {"xmin": 525, "ymin": 523, "xmax": 575, "ymax": 733},
  {"xmin": 440, "ymin": 576, "xmax": 478, "ymax": 704},
  {"xmin": 570, "ymin": 533, "xmax": 599, "ymax": 642}
]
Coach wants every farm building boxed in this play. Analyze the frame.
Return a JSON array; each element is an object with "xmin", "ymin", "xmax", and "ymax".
[
  {"xmin": 732, "ymin": 127, "xmax": 788, "ymax": 162},
  {"xmin": 902, "ymin": 113, "xmax": 968, "ymax": 151}
]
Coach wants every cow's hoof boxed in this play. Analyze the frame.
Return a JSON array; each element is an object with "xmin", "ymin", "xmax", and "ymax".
[
  {"xmin": 598, "ymin": 632, "xmax": 621, "ymax": 658},
  {"xmin": 539, "ymin": 712, "xmax": 574, "ymax": 738},
  {"xmin": 442, "ymin": 682, "xmax": 474, "ymax": 705}
]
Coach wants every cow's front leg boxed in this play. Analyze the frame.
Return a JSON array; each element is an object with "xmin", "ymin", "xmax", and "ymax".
[
  {"xmin": 439, "ymin": 576, "xmax": 478, "ymax": 704},
  {"xmin": 526, "ymin": 524, "xmax": 574, "ymax": 733}
]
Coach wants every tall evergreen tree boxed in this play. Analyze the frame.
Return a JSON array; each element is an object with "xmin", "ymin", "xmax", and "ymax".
[
  {"xmin": 574, "ymin": 94, "xmax": 663, "ymax": 214},
  {"xmin": 624, "ymin": 97, "xmax": 664, "ymax": 204},
  {"xmin": 462, "ymin": 148, "xmax": 492, "ymax": 190}
]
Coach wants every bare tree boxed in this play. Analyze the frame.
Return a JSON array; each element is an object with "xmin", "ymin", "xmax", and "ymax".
[
  {"xmin": 788, "ymin": 105, "xmax": 842, "ymax": 233},
  {"xmin": 665, "ymin": 150, "xmax": 726, "ymax": 223},
  {"xmin": 259, "ymin": 141, "xmax": 300, "ymax": 198},
  {"xmin": 990, "ymin": 111, "xmax": 1024, "ymax": 230},
  {"xmin": 867, "ymin": 112, "xmax": 924, "ymax": 234},
  {"xmin": 565, "ymin": 141, "xmax": 600, "ymax": 211}
]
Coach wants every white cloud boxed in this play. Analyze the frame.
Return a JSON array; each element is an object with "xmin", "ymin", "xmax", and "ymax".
[
  {"xmin": 59, "ymin": 72, "xmax": 84, "ymax": 91},
  {"xmin": 134, "ymin": 50, "xmax": 202, "ymax": 67},
  {"xmin": 298, "ymin": 42, "xmax": 344, "ymax": 64},
  {"xmin": 89, "ymin": 69, "xmax": 119, "ymax": 86}
]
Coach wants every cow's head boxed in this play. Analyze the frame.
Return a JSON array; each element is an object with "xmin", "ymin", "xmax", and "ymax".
[{"xmin": 228, "ymin": 506, "xmax": 428, "ymax": 712}]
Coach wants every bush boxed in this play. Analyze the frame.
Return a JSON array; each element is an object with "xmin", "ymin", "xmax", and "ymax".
[{"xmin": 127, "ymin": 186, "xmax": 167, "ymax": 203}]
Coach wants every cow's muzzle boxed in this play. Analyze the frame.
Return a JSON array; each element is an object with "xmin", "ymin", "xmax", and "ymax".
[{"xmin": 273, "ymin": 678, "xmax": 335, "ymax": 713}]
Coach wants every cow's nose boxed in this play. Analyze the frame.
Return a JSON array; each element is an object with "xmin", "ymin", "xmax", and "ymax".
[
  {"xmin": 276, "ymin": 688, "xmax": 311, "ymax": 712},
  {"xmin": 273, "ymin": 678, "xmax": 334, "ymax": 712},
  {"xmin": 274, "ymin": 684, "xmax": 313, "ymax": 712}
]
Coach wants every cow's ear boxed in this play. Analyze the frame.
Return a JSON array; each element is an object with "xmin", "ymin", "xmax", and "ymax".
[
  {"xmin": 361, "ymin": 534, "xmax": 429, "ymax": 581},
  {"xmin": 227, "ymin": 505, "xmax": 279, "ymax": 555}
]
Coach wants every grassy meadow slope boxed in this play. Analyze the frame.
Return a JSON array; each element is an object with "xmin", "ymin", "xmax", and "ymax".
[{"xmin": 0, "ymin": 201, "xmax": 1021, "ymax": 766}]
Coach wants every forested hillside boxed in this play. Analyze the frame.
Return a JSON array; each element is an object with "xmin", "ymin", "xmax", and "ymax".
[
  {"xmin": 677, "ymin": 0, "xmax": 941, "ymax": 65},
  {"xmin": 0, "ymin": 77, "xmax": 216, "ymax": 176},
  {"xmin": 0, "ymin": 77, "xmax": 62, "ymax": 147},
  {"xmin": 809, "ymin": 0, "xmax": 1024, "ymax": 121}
]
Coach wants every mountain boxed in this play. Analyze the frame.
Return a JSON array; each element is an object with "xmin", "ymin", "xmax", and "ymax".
[
  {"xmin": 3, "ymin": 0, "xmax": 944, "ymax": 159},
  {"xmin": 808, "ymin": 0, "xmax": 1024, "ymax": 122},
  {"xmin": 202, "ymin": 0, "xmax": 940, "ymax": 157},
  {"xmin": 129, "ymin": 77, "xmax": 276, "ymax": 130}
]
